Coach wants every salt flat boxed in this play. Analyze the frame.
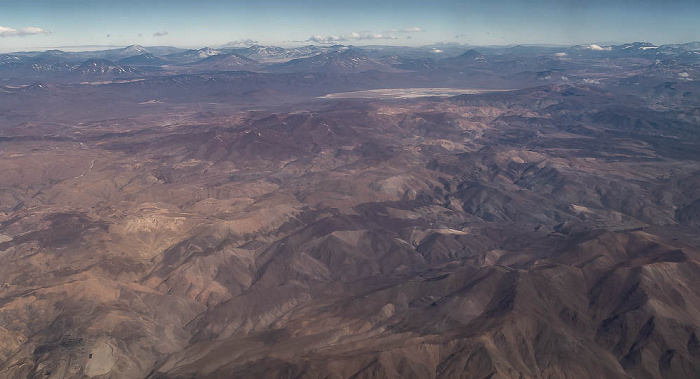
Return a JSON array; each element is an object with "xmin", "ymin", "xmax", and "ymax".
[{"xmin": 320, "ymin": 87, "xmax": 511, "ymax": 99}]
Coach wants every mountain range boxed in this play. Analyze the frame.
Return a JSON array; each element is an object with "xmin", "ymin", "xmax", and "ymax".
[
  {"xmin": 1, "ymin": 42, "xmax": 697, "ymax": 85},
  {"xmin": 0, "ymin": 41, "xmax": 699, "ymax": 378}
]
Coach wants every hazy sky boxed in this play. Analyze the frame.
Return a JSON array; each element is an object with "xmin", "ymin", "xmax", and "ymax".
[{"xmin": 1, "ymin": 0, "xmax": 699, "ymax": 51}]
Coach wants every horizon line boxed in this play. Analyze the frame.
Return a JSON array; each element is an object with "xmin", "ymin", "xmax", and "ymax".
[{"xmin": 2, "ymin": 40, "xmax": 699, "ymax": 55}]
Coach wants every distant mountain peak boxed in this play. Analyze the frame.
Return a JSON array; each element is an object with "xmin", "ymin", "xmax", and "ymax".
[
  {"xmin": 457, "ymin": 49, "xmax": 486, "ymax": 60},
  {"xmin": 618, "ymin": 42, "xmax": 657, "ymax": 50},
  {"xmin": 118, "ymin": 53, "xmax": 167, "ymax": 66},
  {"xmin": 40, "ymin": 49, "xmax": 68, "ymax": 57},
  {"xmin": 196, "ymin": 47, "xmax": 221, "ymax": 57},
  {"xmin": 583, "ymin": 44, "xmax": 612, "ymax": 51},
  {"xmin": 122, "ymin": 44, "xmax": 146, "ymax": 52}
]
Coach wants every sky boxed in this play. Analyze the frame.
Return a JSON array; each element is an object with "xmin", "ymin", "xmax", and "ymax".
[{"xmin": 1, "ymin": 0, "xmax": 699, "ymax": 52}]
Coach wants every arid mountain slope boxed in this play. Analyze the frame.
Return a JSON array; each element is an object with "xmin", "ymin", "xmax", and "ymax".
[{"xmin": 0, "ymin": 69, "xmax": 698, "ymax": 378}]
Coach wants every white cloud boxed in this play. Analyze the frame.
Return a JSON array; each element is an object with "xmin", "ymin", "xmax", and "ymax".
[
  {"xmin": 153, "ymin": 31, "xmax": 169, "ymax": 37},
  {"xmin": 586, "ymin": 44, "xmax": 612, "ymax": 51},
  {"xmin": 308, "ymin": 35, "xmax": 343, "ymax": 44},
  {"xmin": 305, "ymin": 26, "xmax": 423, "ymax": 44},
  {"xmin": 223, "ymin": 38, "xmax": 259, "ymax": 47},
  {"xmin": 388, "ymin": 27, "xmax": 423, "ymax": 33},
  {"xmin": 307, "ymin": 32, "xmax": 399, "ymax": 44},
  {"xmin": 555, "ymin": 52, "xmax": 568, "ymax": 57},
  {"xmin": 0, "ymin": 25, "xmax": 51, "ymax": 37},
  {"xmin": 431, "ymin": 48, "xmax": 444, "ymax": 53}
]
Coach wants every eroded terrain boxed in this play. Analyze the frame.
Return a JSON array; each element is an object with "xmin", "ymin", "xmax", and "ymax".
[{"xmin": 0, "ymin": 42, "xmax": 699, "ymax": 378}]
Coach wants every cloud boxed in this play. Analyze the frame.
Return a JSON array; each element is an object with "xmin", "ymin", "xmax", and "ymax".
[
  {"xmin": 307, "ymin": 35, "xmax": 342, "ymax": 44},
  {"xmin": 352, "ymin": 32, "xmax": 398, "ymax": 41},
  {"xmin": 0, "ymin": 25, "xmax": 51, "ymax": 37},
  {"xmin": 431, "ymin": 48, "xmax": 444, "ymax": 53},
  {"xmin": 222, "ymin": 38, "xmax": 259, "ymax": 47},
  {"xmin": 153, "ymin": 31, "xmax": 169, "ymax": 37},
  {"xmin": 387, "ymin": 27, "xmax": 423, "ymax": 33},
  {"xmin": 555, "ymin": 52, "xmax": 568, "ymax": 57},
  {"xmin": 305, "ymin": 27, "xmax": 423, "ymax": 44},
  {"xmin": 307, "ymin": 32, "xmax": 399, "ymax": 44}
]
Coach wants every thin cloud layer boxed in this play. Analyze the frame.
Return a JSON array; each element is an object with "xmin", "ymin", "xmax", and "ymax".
[
  {"xmin": 307, "ymin": 32, "xmax": 398, "ymax": 44},
  {"xmin": 306, "ymin": 27, "xmax": 423, "ymax": 44},
  {"xmin": 0, "ymin": 25, "xmax": 50, "ymax": 37},
  {"xmin": 153, "ymin": 31, "xmax": 169, "ymax": 37},
  {"xmin": 388, "ymin": 27, "xmax": 424, "ymax": 33},
  {"xmin": 222, "ymin": 39, "xmax": 259, "ymax": 47}
]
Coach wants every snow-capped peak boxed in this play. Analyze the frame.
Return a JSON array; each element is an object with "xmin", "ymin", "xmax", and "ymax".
[
  {"xmin": 197, "ymin": 47, "xmax": 221, "ymax": 58},
  {"xmin": 585, "ymin": 44, "xmax": 612, "ymax": 51},
  {"xmin": 122, "ymin": 45, "xmax": 146, "ymax": 53}
]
